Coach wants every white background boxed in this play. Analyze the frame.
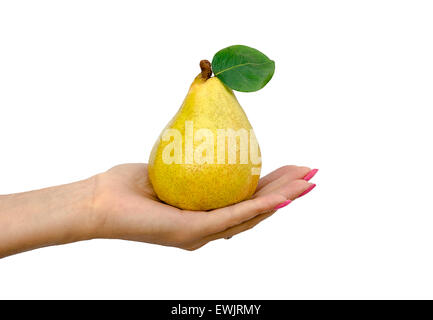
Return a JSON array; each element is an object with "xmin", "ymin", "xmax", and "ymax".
[{"xmin": 1, "ymin": 0, "xmax": 432, "ymax": 299}]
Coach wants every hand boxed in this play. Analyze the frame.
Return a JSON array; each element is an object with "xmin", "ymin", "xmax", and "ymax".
[{"xmin": 91, "ymin": 164, "xmax": 317, "ymax": 250}]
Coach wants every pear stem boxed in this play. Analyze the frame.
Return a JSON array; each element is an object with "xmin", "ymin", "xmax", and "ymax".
[{"xmin": 200, "ymin": 60, "xmax": 212, "ymax": 80}]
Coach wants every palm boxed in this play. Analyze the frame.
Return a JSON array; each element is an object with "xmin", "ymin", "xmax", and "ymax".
[{"xmin": 94, "ymin": 163, "xmax": 315, "ymax": 250}]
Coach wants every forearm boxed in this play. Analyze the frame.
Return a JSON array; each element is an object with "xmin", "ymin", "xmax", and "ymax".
[{"xmin": 0, "ymin": 177, "xmax": 97, "ymax": 258}]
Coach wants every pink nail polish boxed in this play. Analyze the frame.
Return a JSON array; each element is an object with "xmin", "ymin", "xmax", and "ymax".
[
  {"xmin": 274, "ymin": 199, "xmax": 292, "ymax": 210},
  {"xmin": 303, "ymin": 168, "xmax": 318, "ymax": 181},
  {"xmin": 298, "ymin": 184, "xmax": 316, "ymax": 198}
]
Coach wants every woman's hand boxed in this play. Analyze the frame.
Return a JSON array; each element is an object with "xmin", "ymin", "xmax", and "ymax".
[
  {"xmin": 0, "ymin": 163, "xmax": 317, "ymax": 258},
  {"xmin": 91, "ymin": 164, "xmax": 317, "ymax": 251}
]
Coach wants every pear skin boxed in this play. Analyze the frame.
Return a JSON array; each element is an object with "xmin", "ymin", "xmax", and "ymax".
[{"xmin": 148, "ymin": 61, "xmax": 261, "ymax": 211}]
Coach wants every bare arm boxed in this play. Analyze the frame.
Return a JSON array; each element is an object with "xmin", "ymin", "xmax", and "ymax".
[{"xmin": 0, "ymin": 178, "xmax": 96, "ymax": 258}]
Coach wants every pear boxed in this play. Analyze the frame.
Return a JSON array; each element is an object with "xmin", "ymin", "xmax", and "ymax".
[{"xmin": 148, "ymin": 60, "xmax": 261, "ymax": 211}]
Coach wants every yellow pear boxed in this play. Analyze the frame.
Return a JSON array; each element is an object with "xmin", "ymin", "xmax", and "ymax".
[{"xmin": 148, "ymin": 60, "xmax": 261, "ymax": 210}]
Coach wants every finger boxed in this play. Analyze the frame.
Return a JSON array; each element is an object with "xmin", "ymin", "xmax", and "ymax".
[
  {"xmin": 187, "ymin": 181, "xmax": 315, "ymax": 249},
  {"xmin": 256, "ymin": 165, "xmax": 311, "ymax": 192},
  {"xmin": 203, "ymin": 211, "xmax": 275, "ymax": 243},
  {"xmin": 254, "ymin": 166, "xmax": 315, "ymax": 198},
  {"xmin": 197, "ymin": 179, "xmax": 313, "ymax": 236},
  {"xmin": 189, "ymin": 212, "xmax": 274, "ymax": 249},
  {"xmin": 195, "ymin": 180, "xmax": 316, "ymax": 245}
]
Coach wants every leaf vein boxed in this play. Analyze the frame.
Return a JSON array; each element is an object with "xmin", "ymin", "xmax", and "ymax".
[{"xmin": 214, "ymin": 61, "xmax": 272, "ymax": 76}]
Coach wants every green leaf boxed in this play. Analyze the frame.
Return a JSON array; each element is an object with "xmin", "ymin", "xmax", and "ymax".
[{"xmin": 212, "ymin": 45, "xmax": 275, "ymax": 92}]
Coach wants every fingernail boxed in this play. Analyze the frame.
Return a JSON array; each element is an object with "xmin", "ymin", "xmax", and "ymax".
[
  {"xmin": 274, "ymin": 199, "xmax": 292, "ymax": 210},
  {"xmin": 298, "ymin": 184, "xmax": 316, "ymax": 198},
  {"xmin": 303, "ymin": 168, "xmax": 318, "ymax": 181}
]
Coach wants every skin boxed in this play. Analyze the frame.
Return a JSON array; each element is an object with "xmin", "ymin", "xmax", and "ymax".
[{"xmin": 0, "ymin": 164, "xmax": 314, "ymax": 258}]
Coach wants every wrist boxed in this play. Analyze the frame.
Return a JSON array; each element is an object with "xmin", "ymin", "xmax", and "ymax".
[
  {"xmin": 61, "ymin": 175, "xmax": 109, "ymax": 243},
  {"xmin": 63, "ymin": 176, "xmax": 100, "ymax": 242}
]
